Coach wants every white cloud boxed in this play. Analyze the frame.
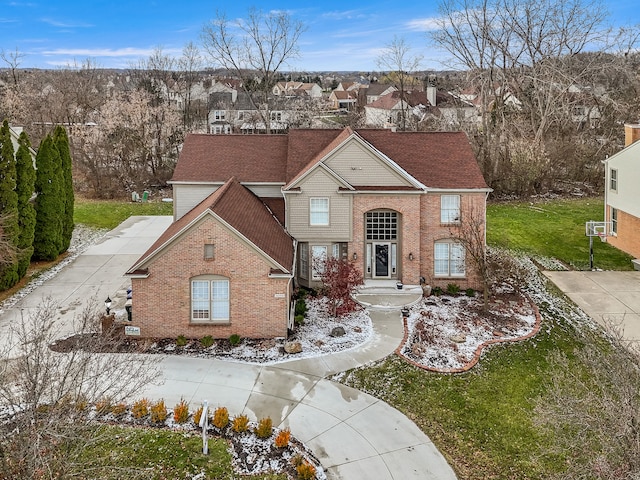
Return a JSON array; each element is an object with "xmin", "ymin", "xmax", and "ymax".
[
  {"xmin": 40, "ymin": 18, "xmax": 93, "ymax": 28},
  {"xmin": 41, "ymin": 47, "xmax": 181, "ymax": 58},
  {"xmin": 406, "ymin": 17, "xmax": 441, "ymax": 31}
]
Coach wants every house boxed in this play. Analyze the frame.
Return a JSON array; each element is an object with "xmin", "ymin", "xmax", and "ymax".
[
  {"xmin": 126, "ymin": 127, "xmax": 490, "ymax": 339},
  {"xmin": 358, "ymin": 84, "xmax": 397, "ymax": 107},
  {"xmin": 272, "ymin": 81, "xmax": 323, "ymax": 99},
  {"xmin": 328, "ymin": 90, "xmax": 358, "ymax": 110},
  {"xmin": 603, "ymin": 124, "xmax": 640, "ymax": 265},
  {"xmin": 364, "ymin": 90, "xmax": 433, "ymax": 129}
]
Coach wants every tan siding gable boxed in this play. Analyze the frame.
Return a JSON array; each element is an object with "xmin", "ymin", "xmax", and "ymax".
[
  {"xmin": 286, "ymin": 168, "xmax": 352, "ymax": 242},
  {"xmin": 324, "ymin": 139, "xmax": 414, "ymax": 187},
  {"xmin": 174, "ymin": 184, "xmax": 220, "ymax": 220}
]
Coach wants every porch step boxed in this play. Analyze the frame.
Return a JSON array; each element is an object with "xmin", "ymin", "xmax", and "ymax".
[{"xmin": 354, "ymin": 281, "xmax": 423, "ymax": 308}]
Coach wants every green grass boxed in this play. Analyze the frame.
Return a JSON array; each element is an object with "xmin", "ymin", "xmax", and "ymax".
[
  {"xmin": 74, "ymin": 198, "xmax": 173, "ymax": 230},
  {"xmin": 487, "ymin": 197, "xmax": 634, "ymax": 270},
  {"xmin": 77, "ymin": 425, "xmax": 285, "ymax": 480},
  {"xmin": 341, "ymin": 314, "xmax": 591, "ymax": 479}
]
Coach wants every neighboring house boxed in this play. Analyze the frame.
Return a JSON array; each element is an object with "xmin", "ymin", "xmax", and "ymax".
[
  {"xmin": 364, "ymin": 90, "xmax": 432, "ymax": 129},
  {"xmin": 328, "ymin": 90, "xmax": 358, "ymax": 110},
  {"xmin": 127, "ymin": 127, "xmax": 490, "ymax": 339},
  {"xmin": 603, "ymin": 124, "xmax": 640, "ymax": 264},
  {"xmin": 273, "ymin": 81, "xmax": 323, "ymax": 99},
  {"xmin": 358, "ymin": 84, "xmax": 397, "ymax": 107}
]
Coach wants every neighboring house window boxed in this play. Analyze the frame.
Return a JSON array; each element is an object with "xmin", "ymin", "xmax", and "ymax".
[
  {"xmin": 366, "ymin": 210, "xmax": 398, "ymax": 240},
  {"xmin": 309, "ymin": 198, "xmax": 329, "ymax": 225},
  {"xmin": 237, "ymin": 111, "xmax": 245, "ymax": 121},
  {"xmin": 270, "ymin": 111, "xmax": 282, "ymax": 121},
  {"xmin": 299, "ymin": 243, "xmax": 309, "ymax": 279},
  {"xmin": 441, "ymin": 195, "xmax": 461, "ymax": 223},
  {"xmin": 191, "ymin": 276, "xmax": 229, "ymax": 322},
  {"xmin": 214, "ymin": 110, "xmax": 226, "ymax": 121},
  {"xmin": 311, "ymin": 246, "xmax": 327, "ymax": 280},
  {"xmin": 204, "ymin": 244, "xmax": 215, "ymax": 260},
  {"xmin": 611, "ymin": 207, "xmax": 618, "ymax": 235},
  {"xmin": 610, "ymin": 168, "xmax": 618, "ymax": 192},
  {"xmin": 434, "ymin": 242, "xmax": 465, "ymax": 277}
]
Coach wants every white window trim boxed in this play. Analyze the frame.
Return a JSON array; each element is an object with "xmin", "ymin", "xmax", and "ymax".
[
  {"xmin": 299, "ymin": 243, "xmax": 309, "ymax": 279},
  {"xmin": 611, "ymin": 207, "xmax": 618, "ymax": 235},
  {"xmin": 309, "ymin": 197, "xmax": 329, "ymax": 226},
  {"xmin": 441, "ymin": 195, "xmax": 461, "ymax": 224},
  {"xmin": 434, "ymin": 241, "xmax": 466, "ymax": 278},
  {"xmin": 191, "ymin": 276, "xmax": 230, "ymax": 323},
  {"xmin": 610, "ymin": 168, "xmax": 618, "ymax": 192}
]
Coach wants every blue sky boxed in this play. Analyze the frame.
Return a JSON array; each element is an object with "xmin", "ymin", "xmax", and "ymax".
[{"xmin": 0, "ymin": 0, "xmax": 638, "ymax": 72}]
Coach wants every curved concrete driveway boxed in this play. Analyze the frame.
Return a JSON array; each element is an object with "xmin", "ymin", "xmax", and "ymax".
[{"xmin": 0, "ymin": 216, "xmax": 457, "ymax": 480}]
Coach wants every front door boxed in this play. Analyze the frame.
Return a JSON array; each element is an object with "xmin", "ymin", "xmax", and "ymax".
[{"xmin": 374, "ymin": 243, "xmax": 390, "ymax": 278}]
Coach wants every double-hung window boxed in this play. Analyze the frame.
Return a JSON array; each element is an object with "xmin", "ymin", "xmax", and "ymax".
[
  {"xmin": 191, "ymin": 276, "xmax": 229, "ymax": 322},
  {"xmin": 610, "ymin": 168, "xmax": 618, "ymax": 192},
  {"xmin": 611, "ymin": 207, "xmax": 618, "ymax": 235},
  {"xmin": 434, "ymin": 242, "xmax": 465, "ymax": 277},
  {"xmin": 441, "ymin": 195, "xmax": 461, "ymax": 224},
  {"xmin": 310, "ymin": 198, "xmax": 329, "ymax": 225}
]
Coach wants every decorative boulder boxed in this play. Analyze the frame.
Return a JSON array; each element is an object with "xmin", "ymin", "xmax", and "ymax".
[
  {"xmin": 330, "ymin": 326, "xmax": 346, "ymax": 337},
  {"xmin": 450, "ymin": 334, "xmax": 467, "ymax": 343},
  {"xmin": 284, "ymin": 341, "xmax": 302, "ymax": 354}
]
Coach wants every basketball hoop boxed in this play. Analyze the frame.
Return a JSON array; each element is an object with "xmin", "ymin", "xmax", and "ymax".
[{"xmin": 598, "ymin": 232, "xmax": 607, "ymax": 243}]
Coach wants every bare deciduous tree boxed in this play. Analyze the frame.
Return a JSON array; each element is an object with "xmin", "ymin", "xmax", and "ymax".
[
  {"xmin": 201, "ymin": 8, "xmax": 306, "ymax": 133},
  {"xmin": 534, "ymin": 321, "xmax": 640, "ymax": 479},
  {"xmin": 376, "ymin": 36, "xmax": 423, "ymax": 131},
  {"xmin": 0, "ymin": 299, "xmax": 159, "ymax": 479}
]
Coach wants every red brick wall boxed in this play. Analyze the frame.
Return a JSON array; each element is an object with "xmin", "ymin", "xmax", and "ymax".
[
  {"xmin": 348, "ymin": 193, "xmax": 486, "ymax": 289},
  {"xmin": 131, "ymin": 217, "xmax": 291, "ymax": 339},
  {"xmin": 607, "ymin": 208, "xmax": 640, "ymax": 259},
  {"xmin": 419, "ymin": 193, "xmax": 485, "ymax": 291},
  {"xmin": 350, "ymin": 194, "xmax": 422, "ymax": 284}
]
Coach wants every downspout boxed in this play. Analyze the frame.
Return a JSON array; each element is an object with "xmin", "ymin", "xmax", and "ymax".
[
  {"xmin": 287, "ymin": 239, "xmax": 298, "ymax": 335},
  {"xmin": 602, "ymin": 155, "xmax": 609, "ymax": 225}
]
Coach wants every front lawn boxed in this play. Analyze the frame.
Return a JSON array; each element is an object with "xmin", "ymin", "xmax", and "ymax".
[{"xmin": 487, "ymin": 197, "xmax": 633, "ymax": 270}]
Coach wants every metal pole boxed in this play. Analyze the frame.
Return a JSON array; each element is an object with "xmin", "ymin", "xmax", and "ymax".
[
  {"xmin": 589, "ymin": 235, "xmax": 594, "ymax": 270},
  {"xmin": 199, "ymin": 400, "xmax": 209, "ymax": 455}
]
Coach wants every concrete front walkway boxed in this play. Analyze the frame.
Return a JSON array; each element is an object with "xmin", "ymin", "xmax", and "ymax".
[
  {"xmin": 544, "ymin": 270, "xmax": 640, "ymax": 345},
  {"xmin": 0, "ymin": 216, "xmax": 457, "ymax": 480}
]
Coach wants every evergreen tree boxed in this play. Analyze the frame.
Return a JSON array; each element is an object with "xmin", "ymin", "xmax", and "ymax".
[
  {"xmin": 53, "ymin": 125, "xmax": 74, "ymax": 254},
  {"xmin": 0, "ymin": 120, "xmax": 20, "ymax": 289},
  {"xmin": 15, "ymin": 131, "xmax": 36, "ymax": 278},
  {"xmin": 0, "ymin": 120, "xmax": 20, "ymax": 290},
  {"xmin": 33, "ymin": 134, "xmax": 63, "ymax": 261}
]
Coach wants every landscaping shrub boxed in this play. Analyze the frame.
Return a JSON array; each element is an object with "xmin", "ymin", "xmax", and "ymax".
[
  {"xmin": 432, "ymin": 286, "xmax": 443, "ymax": 296},
  {"xmin": 274, "ymin": 428, "xmax": 291, "ymax": 448},
  {"xmin": 295, "ymin": 298, "xmax": 307, "ymax": 316},
  {"xmin": 232, "ymin": 414, "xmax": 250, "ymax": 433},
  {"xmin": 111, "ymin": 402, "xmax": 127, "ymax": 417},
  {"xmin": 132, "ymin": 398, "xmax": 150, "ymax": 419},
  {"xmin": 193, "ymin": 406, "xmax": 203, "ymax": 426},
  {"xmin": 255, "ymin": 417, "xmax": 273, "ymax": 439},
  {"xmin": 212, "ymin": 406, "xmax": 229, "ymax": 429},
  {"xmin": 446, "ymin": 283, "xmax": 461, "ymax": 295},
  {"xmin": 229, "ymin": 334, "xmax": 241, "ymax": 346},
  {"xmin": 94, "ymin": 397, "xmax": 112, "ymax": 416},
  {"xmin": 294, "ymin": 314, "xmax": 305, "ymax": 326},
  {"xmin": 173, "ymin": 399, "xmax": 190, "ymax": 424},
  {"xmin": 200, "ymin": 335, "xmax": 214, "ymax": 348},
  {"xmin": 176, "ymin": 335, "xmax": 187, "ymax": 347},
  {"xmin": 150, "ymin": 399, "xmax": 168, "ymax": 424},
  {"xmin": 296, "ymin": 460, "xmax": 317, "ymax": 480},
  {"xmin": 465, "ymin": 288, "xmax": 476, "ymax": 297}
]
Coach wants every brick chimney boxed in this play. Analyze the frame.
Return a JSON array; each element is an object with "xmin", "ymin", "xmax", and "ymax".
[{"xmin": 624, "ymin": 123, "xmax": 640, "ymax": 147}]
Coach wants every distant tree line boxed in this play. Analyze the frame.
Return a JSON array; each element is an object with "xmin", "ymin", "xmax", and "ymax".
[{"xmin": 0, "ymin": 121, "xmax": 74, "ymax": 291}]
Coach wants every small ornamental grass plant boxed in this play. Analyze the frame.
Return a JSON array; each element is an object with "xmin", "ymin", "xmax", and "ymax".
[
  {"xmin": 150, "ymin": 399, "xmax": 168, "ymax": 424},
  {"xmin": 173, "ymin": 399, "xmax": 190, "ymax": 424},
  {"xmin": 94, "ymin": 397, "xmax": 112, "ymax": 416},
  {"xmin": 232, "ymin": 414, "xmax": 250, "ymax": 433},
  {"xmin": 193, "ymin": 406, "xmax": 204, "ymax": 426},
  {"xmin": 132, "ymin": 398, "xmax": 150, "ymax": 419},
  {"xmin": 176, "ymin": 334, "xmax": 188, "ymax": 347},
  {"xmin": 111, "ymin": 402, "xmax": 127, "ymax": 417},
  {"xmin": 274, "ymin": 428, "xmax": 291, "ymax": 448},
  {"xmin": 200, "ymin": 335, "xmax": 214, "ymax": 348},
  {"xmin": 255, "ymin": 417, "xmax": 272, "ymax": 439},
  {"xmin": 212, "ymin": 407, "xmax": 229, "ymax": 429}
]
